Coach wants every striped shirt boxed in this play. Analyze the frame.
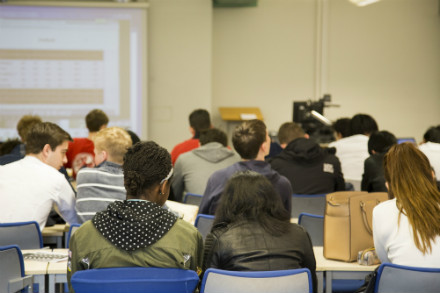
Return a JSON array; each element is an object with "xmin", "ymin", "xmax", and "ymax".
[{"xmin": 76, "ymin": 161, "xmax": 126, "ymax": 223}]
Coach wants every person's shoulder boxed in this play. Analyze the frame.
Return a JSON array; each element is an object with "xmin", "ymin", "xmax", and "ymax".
[
  {"xmin": 172, "ymin": 218, "xmax": 200, "ymax": 237},
  {"xmin": 419, "ymin": 142, "xmax": 440, "ymax": 151},
  {"xmin": 172, "ymin": 138, "xmax": 199, "ymax": 152},
  {"xmin": 374, "ymin": 198, "xmax": 396, "ymax": 216},
  {"xmin": 212, "ymin": 162, "xmax": 239, "ymax": 177},
  {"xmin": 322, "ymin": 149, "xmax": 340, "ymax": 162},
  {"xmin": 289, "ymin": 222, "xmax": 309, "ymax": 235},
  {"xmin": 175, "ymin": 149, "xmax": 196, "ymax": 163}
]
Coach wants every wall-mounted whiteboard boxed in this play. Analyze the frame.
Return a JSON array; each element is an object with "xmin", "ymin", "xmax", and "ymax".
[{"xmin": 0, "ymin": 2, "xmax": 148, "ymax": 140}]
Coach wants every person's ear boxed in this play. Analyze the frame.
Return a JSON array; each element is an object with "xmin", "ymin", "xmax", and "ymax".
[
  {"xmin": 42, "ymin": 144, "xmax": 52, "ymax": 158},
  {"xmin": 102, "ymin": 150, "xmax": 108, "ymax": 161},
  {"xmin": 304, "ymin": 134, "xmax": 310, "ymax": 139},
  {"xmin": 159, "ymin": 181, "xmax": 168, "ymax": 195},
  {"xmin": 189, "ymin": 127, "xmax": 195, "ymax": 136}
]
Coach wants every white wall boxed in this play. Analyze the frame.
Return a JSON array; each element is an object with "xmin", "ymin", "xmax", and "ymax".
[
  {"xmin": 210, "ymin": 0, "xmax": 440, "ymax": 143},
  {"xmin": 325, "ymin": 0, "xmax": 440, "ymax": 142},
  {"xmin": 212, "ymin": 0, "xmax": 318, "ymax": 136},
  {"xmin": 148, "ymin": 0, "xmax": 212, "ymax": 150}
]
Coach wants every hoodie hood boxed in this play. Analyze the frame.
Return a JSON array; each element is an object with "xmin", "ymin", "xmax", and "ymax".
[
  {"xmin": 92, "ymin": 200, "xmax": 177, "ymax": 251},
  {"xmin": 193, "ymin": 142, "xmax": 236, "ymax": 163},
  {"xmin": 278, "ymin": 137, "xmax": 324, "ymax": 163},
  {"xmin": 235, "ymin": 160, "xmax": 280, "ymax": 182}
]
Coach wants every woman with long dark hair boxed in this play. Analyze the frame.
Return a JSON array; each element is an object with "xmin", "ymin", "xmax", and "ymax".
[
  {"xmin": 373, "ymin": 143, "xmax": 440, "ymax": 265},
  {"xmin": 203, "ymin": 171, "xmax": 316, "ymax": 291}
]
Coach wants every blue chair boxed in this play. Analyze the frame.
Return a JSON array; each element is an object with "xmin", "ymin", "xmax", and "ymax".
[
  {"xmin": 374, "ymin": 263, "xmax": 440, "ymax": 293},
  {"xmin": 194, "ymin": 214, "xmax": 215, "ymax": 240},
  {"xmin": 298, "ymin": 213, "xmax": 324, "ymax": 246},
  {"xmin": 0, "ymin": 245, "xmax": 33, "ymax": 293},
  {"xmin": 291, "ymin": 194, "xmax": 327, "ymax": 218},
  {"xmin": 71, "ymin": 267, "xmax": 199, "ymax": 293},
  {"xmin": 66, "ymin": 224, "xmax": 81, "ymax": 248},
  {"xmin": 0, "ymin": 221, "xmax": 43, "ymax": 249},
  {"xmin": 200, "ymin": 268, "xmax": 312, "ymax": 293},
  {"xmin": 183, "ymin": 193, "xmax": 203, "ymax": 206}
]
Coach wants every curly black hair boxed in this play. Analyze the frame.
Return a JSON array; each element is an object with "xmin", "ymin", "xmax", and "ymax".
[{"xmin": 123, "ymin": 141, "xmax": 172, "ymax": 197}]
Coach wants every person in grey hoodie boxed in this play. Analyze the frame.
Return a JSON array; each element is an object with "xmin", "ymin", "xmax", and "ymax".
[
  {"xmin": 269, "ymin": 122, "xmax": 345, "ymax": 194},
  {"xmin": 171, "ymin": 128, "xmax": 240, "ymax": 202},
  {"xmin": 199, "ymin": 120, "xmax": 292, "ymax": 215}
]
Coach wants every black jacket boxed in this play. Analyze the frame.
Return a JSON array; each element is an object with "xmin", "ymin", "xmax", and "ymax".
[
  {"xmin": 269, "ymin": 138, "xmax": 345, "ymax": 194},
  {"xmin": 203, "ymin": 220, "xmax": 317, "ymax": 293},
  {"xmin": 361, "ymin": 153, "xmax": 387, "ymax": 192}
]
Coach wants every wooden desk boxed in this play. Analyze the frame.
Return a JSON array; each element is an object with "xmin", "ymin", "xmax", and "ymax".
[
  {"xmin": 23, "ymin": 249, "xmax": 49, "ymax": 293},
  {"xmin": 314, "ymin": 246, "xmax": 377, "ymax": 293},
  {"xmin": 47, "ymin": 249, "xmax": 69, "ymax": 293},
  {"xmin": 218, "ymin": 107, "xmax": 263, "ymax": 121},
  {"xmin": 44, "ymin": 247, "xmax": 378, "ymax": 293},
  {"xmin": 42, "ymin": 224, "xmax": 69, "ymax": 248}
]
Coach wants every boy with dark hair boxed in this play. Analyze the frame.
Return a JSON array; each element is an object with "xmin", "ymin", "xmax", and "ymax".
[
  {"xmin": 328, "ymin": 113, "xmax": 379, "ymax": 182},
  {"xmin": 170, "ymin": 109, "xmax": 211, "ymax": 165},
  {"xmin": 419, "ymin": 125, "xmax": 440, "ymax": 181},
  {"xmin": 332, "ymin": 117, "xmax": 351, "ymax": 140},
  {"xmin": 0, "ymin": 122, "xmax": 77, "ymax": 229},
  {"xmin": 199, "ymin": 119, "xmax": 292, "ymax": 215},
  {"xmin": 65, "ymin": 109, "xmax": 109, "ymax": 178},
  {"xmin": 172, "ymin": 128, "xmax": 240, "ymax": 201},
  {"xmin": 0, "ymin": 114, "xmax": 42, "ymax": 165},
  {"xmin": 270, "ymin": 122, "xmax": 345, "ymax": 194},
  {"xmin": 361, "ymin": 130, "xmax": 397, "ymax": 192}
]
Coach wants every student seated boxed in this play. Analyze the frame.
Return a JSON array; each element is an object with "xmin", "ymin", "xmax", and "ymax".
[
  {"xmin": 328, "ymin": 114, "xmax": 378, "ymax": 181},
  {"xmin": 171, "ymin": 128, "xmax": 240, "ymax": 202},
  {"xmin": 65, "ymin": 109, "xmax": 109, "ymax": 179},
  {"xmin": 67, "ymin": 141, "xmax": 203, "ymax": 292},
  {"xmin": 203, "ymin": 171, "xmax": 317, "ymax": 292},
  {"xmin": 171, "ymin": 109, "xmax": 212, "ymax": 165},
  {"xmin": 418, "ymin": 125, "xmax": 440, "ymax": 181},
  {"xmin": 199, "ymin": 119, "xmax": 292, "ymax": 215},
  {"xmin": 0, "ymin": 114, "xmax": 42, "ymax": 165},
  {"xmin": 269, "ymin": 122, "xmax": 345, "ymax": 194},
  {"xmin": 361, "ymin": 130, "xmax": 397, "ymax": 192},
  {"xmin": 373, "ymin": 143, "xmax": 440, "ymax": 267},
  {"xmin": 75, "ymin": 127, "xmax": 132, "ymax": 223},
  {"xmin": 0, "ymin": 122, "xmax": 77, "ymax": 230}
]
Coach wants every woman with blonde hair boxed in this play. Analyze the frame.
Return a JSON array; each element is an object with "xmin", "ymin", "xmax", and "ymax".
[{"xmin": 373, "ymin": 142, "xmax": 440, "ymax": 266}]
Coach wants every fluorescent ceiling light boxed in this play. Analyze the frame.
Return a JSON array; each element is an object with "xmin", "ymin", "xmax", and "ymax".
[{"xmin": 349, "ymin": 0, "xmax": 381, "ymax": 7}]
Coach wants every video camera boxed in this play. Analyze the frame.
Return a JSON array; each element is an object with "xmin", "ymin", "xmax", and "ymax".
[{"xmin": 292, "ymin": 94, "xmax": 335, "ymax": 143}]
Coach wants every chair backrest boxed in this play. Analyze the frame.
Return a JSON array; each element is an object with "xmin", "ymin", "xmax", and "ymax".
[
  {"xmin": 66, "ymin": 224, "xmax": 81, "ymax": 248},
  {"xmin": 194, "ymin": 214, "xmax": 215, "ymax": 240},
  {"xmin": 71, "ymin": 267, "xmax": 199, "ymax": 293},
  {"xmin": 345, "ymin": 179, "xmax": 361, "ymax": 191},
  {"xmin": 0, "ymin": 245, "xmax": 33, "ymax": 293},
  {"xmin": 200, "ymin": 268, "xmax": 312, "ymax": 293},
  {"xmin": 298, "ymin": 213, "xmax": 324, "ymax": 246},
  {"xmin": 374, "ymin": 263, "xmax": 440, "ymax": 293},
  {"xmin": 291, "ymin": 194, "xmax": 327, "ymax": 218},
  {"xmin": 183, "ymin": 193, "xmax": 203, "ymax": 206},
  {"xmin": 0, "ymin": 221, "xmax": 43, "ymax": 249}
]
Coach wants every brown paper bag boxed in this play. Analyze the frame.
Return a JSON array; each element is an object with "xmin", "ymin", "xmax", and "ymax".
[{"xmin": 324, "ymin": 191, "xmax": 389, "ymax": 262}]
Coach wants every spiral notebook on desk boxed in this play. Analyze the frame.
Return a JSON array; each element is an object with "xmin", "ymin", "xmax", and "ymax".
[{"xmin": 22, "ymin": 251, "xmax": 68, "ymax": 262}]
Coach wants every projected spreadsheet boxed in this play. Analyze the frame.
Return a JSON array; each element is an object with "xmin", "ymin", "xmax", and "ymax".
[{"xmin": 0, "ymin": 49, "xmax": 104, "ymax": 104}]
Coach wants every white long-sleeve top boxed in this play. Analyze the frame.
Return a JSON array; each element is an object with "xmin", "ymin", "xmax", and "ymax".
[
  {"xmin": 328, "ymin": 134, "xmax": 369, "ymax": 181},
  {"xmin": 373, "ymin": 198, "xmax": 440, "ymax": 267},
  {"xmin": 419, "ymin": 142, "xmax": 440, "ymax": 181},
  {"xmin": 0, "ymin": 156, "xmax": 77, "ymax": 229}
]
